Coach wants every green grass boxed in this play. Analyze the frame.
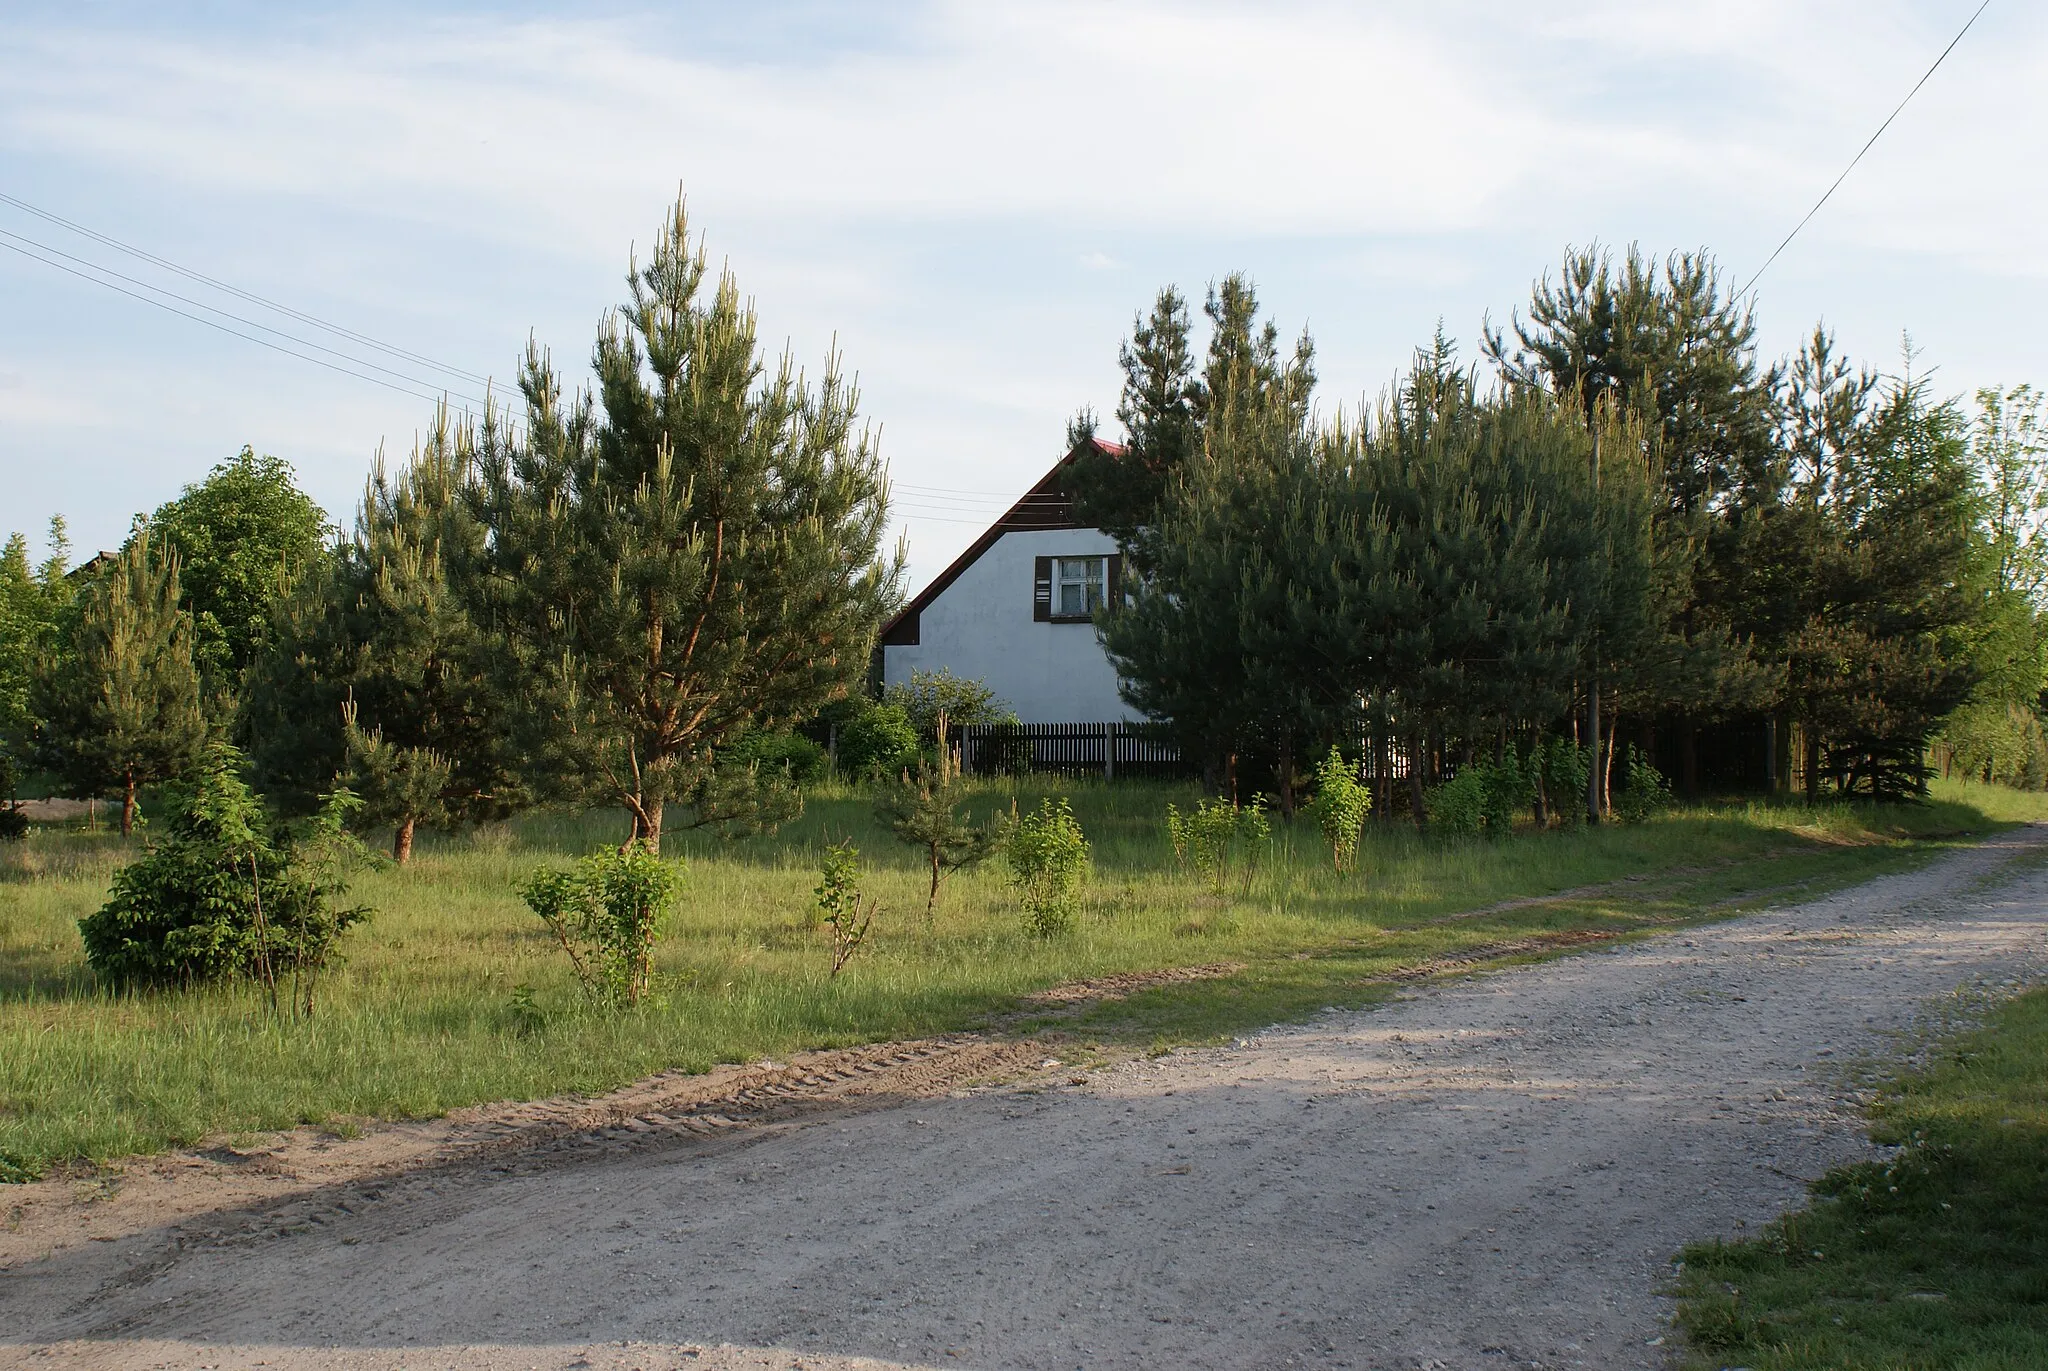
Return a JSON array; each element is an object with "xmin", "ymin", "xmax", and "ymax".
[
  {"xmin": 1674, "ymin": 983, "xmax": 2048, "ymax": 1370},
  {"xmin": 0, "ymin": 777, "xmax": 2041, "ymax": 1181}
]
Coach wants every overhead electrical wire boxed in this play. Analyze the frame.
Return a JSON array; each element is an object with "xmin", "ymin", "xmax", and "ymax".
[
  {"xmin": 0, "ymin": 236, "xmax": 463, "ymax": 408},
  {"xmin": 1739, "ymin": 0, "xmax": 1991, "ymax": 296},
  {"xmin": 0, "ymin": 189, "xmax": 490, "ymax": 388},
  {"xmin": 0, "ymin": 226, "xmax": 492, "ymax": 409},
  {"xmin": 0, "ymin": 192, "xmax": 1101, "ymax": 517}
]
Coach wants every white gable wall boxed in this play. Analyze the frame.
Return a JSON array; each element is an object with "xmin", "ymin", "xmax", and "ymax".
[{"xmin": 882, "ymin": 527, "xmax": 1140, "ymax": 723}]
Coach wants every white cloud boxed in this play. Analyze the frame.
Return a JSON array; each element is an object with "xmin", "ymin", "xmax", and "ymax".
[{"xmin": 3, "ymin": 0, "xmax": 2047, "ymax": 584}]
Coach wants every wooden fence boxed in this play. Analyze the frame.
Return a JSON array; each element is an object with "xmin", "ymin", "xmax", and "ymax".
[{"xmin": 955, "ymin": 721, "xmax": 1195, "ymax": 781}]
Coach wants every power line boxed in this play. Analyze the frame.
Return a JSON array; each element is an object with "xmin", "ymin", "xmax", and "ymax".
[
  {"xmin": 0, "ymin": 226, "xmax": 492, "ymax": 409},
  {"xmin": 1740, "ymin": 0, "xmax": 1991, "ymax": 297},
  {"xmin": 0, "ymin": 189, "xmax": 491, "ymax": 387},
  {"xmin": 0, "ymin": 237, "xmax": 460, "ymax": 408}
]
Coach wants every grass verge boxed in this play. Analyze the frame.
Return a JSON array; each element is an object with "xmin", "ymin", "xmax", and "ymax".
[
  {"xmin": 1674, "ymin": 984, "xmax": 2048, "ymax": 1369},
  {"xmin": 1, "ymin": 778, "xmax": 2041, "ymax": 1181}
]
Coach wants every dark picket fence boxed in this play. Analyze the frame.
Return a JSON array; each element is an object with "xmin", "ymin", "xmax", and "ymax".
[{"xmin": 956, "ymin": 721, "xmax": 1196, "ymax": 781}]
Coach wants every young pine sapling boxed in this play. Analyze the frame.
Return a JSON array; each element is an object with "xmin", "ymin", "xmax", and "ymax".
[{"xmin": 874, "ymin": 716, "xmax": 998, "ymax": 920}]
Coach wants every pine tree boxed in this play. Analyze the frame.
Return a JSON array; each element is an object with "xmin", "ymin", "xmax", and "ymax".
[
  {"xmin": 241, "ymin": 411, "xmax": 523, "ymax": 856},
  {"xmin": 874, "ymin": 719, "xmax": 997, "ymax": 916},
  {"xmin": 0, "ymin": 517, "xmax": 71, "ymax": 759},
  {"xmin": 34, "ymin": 533, "xmax": 207, "ymax": 834},
  {"xmin": 467, "ymin": 198, "xmax": 901, "ymax": 851},
  {"xmin": 1485, "ymin": 245, "xmax": 1777, "ymax": 793}
]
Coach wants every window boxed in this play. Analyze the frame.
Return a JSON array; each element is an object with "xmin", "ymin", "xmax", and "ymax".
[
  {"xmin": 1055, "ymin": 556, "xmax": 1106, "ymax": 618},
  {"xmin": 1032, "ymin": 552, "xmax": 1120, "ymax": 623}
]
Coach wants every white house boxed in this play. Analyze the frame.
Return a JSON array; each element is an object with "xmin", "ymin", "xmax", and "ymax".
[{"xmin": 878, "ymin": 440, "xmax": 1141, "ymax": 724}]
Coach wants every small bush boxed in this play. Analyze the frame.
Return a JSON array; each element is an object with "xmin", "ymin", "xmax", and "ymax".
[
  {"xmin": 813, "ymin": 840, "xmax": 877, "ymax": 976},
  {"xmin": 0, "ymin": 806, "xmax": 26, "ymax": 842},
  {"xmin": 1540, "ymin": 736, "xmax": 1589, "ymax": 827},
  {"xmin": 78, "ymin": 745, "xmax": 373, "ymax": 1006},
  {"xmin": 882, "ymin": 668, "xmax": 1017, "ymax": 741},
  {"xmin": 1308, "ymin": 747, "xmax": 1371, "ymax": 872},
  {"xmin": 1004, "ymin": 797, "xmax": 1090, "ymax": 937},
  {"xmin": 1425, "ymin": 768, "xmax": 1487, "ymax": 838},
  {"xmin": 724, "ymin": 730, "xmax": 829, "ymax": 786},
  {"xmin": 1479, "ymin": 756, "xmax": 1532, "ymax": 838},
  {"xmin": 1165, "ymin": 796, "xmax": 1270, "ymax": 894},
  {"xmin": 520, "ymin": 841, "xmax": 685, "ymax": 1006},
  {"xmin": 835, "ymin": 702, "xmax": 920, "ymax": 780},
  {"xmin": 1615, "ymin": 747, "xmax": 1672, "ymax": 824}
]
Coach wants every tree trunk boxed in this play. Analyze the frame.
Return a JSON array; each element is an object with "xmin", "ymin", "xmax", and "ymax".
[
  {"xmin": 121, "ymin": 771, "xmax": 137, "ymax": 838},
  {"xmin": 1585, "ymin": 679, "xmax": 1601, "ymax": 825},
  {"xmin": 1373, "ymin": 723, "xmax": 1392, "ymax": 824},
  {"xmin": 393, "ymin": 815, "xmax": 416, "ymax": 866},
  {"xmin": 1679, "ymin": 715, "xmax": 1699, "ymax": 798},
  {"xmin": 1407, "ymin": 731, "xmax": 1428, "ymax": 833},
  {"xmin": 1603, "ymin": 716, "xmax": 1621, "ymax": 811},
  {"xmin": 1804, "ymin": 725, "xmax": 1821, "ymax": 804},
  {"xmin": 628, "ymin": 798, "xmax": 665, "ymax": 853}
]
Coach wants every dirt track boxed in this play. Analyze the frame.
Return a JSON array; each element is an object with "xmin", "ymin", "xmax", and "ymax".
[{"xmin": 7, "ymin": 826, "xmax": 2048, "ymax": 1371}]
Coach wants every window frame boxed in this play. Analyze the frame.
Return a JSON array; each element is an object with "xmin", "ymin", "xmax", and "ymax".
[{"xmin": 1051, "ymin": 555, "xmax": 1107, "ymax": 622}]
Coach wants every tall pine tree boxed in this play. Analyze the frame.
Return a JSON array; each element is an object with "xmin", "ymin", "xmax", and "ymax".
[
  {"xmin": 466, "ymin": 198, "xmax": 900, "ymax": 850},
  {"xmin": 34, "ymin": 533, "xmax": 207, "ymax": 834}
]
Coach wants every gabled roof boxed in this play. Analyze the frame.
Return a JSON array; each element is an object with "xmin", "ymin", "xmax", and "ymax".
[{"xmin": 879, "ymin": 438, "xmax": 1125, "ymax": 647}]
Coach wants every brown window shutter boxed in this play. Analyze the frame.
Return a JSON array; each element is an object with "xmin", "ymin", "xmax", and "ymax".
[
  {"xmin": 1107, "ymin": 552, "xmax": 1123, "ymax": 610},
  {"xmin": 1033, "ymin": 556, "xmax": 1053, "ymax": 621}
]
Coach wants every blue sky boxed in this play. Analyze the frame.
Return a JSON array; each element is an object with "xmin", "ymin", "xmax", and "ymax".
[{"xmin": 4, "ymin": 1, "xmax": 2044, "ymax": 588}]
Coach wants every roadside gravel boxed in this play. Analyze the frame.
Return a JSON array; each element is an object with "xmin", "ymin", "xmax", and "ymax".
[{"xmin": 8, "ymin": 825, "xmax": 2047, "ymax": 1371}]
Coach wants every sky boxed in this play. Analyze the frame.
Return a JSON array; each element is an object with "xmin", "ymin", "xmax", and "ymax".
[{"xmin": 3, "ymin": 1, "xmax": 2044, "ymax": 590}]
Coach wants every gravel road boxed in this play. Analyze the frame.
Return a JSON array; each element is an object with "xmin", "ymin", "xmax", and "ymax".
[{"xmin": 8, "ymin": 826, "xmax": 2048, "ymax": 1371}]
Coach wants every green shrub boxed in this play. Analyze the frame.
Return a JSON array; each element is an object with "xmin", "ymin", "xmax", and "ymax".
[
  {"xmin": 882, "ymin": 668, "xmax": 1017, "ymax": 741},
  {"xmin": 1165, "ymin": 795, "xmax": 1270, "ymax": 894},
  {"xmin": 77, "ymin": 745, "xmax": 373, "ymax": 1004},
  {"xmin": 813, "ymin": 839, "xmax": 877, "ymax": 976},
  {"xmin": 1425, "ymin": 768, "xmax": 1487, "ymax": 838},
  {"xmin": 1479, "ymin": 756, "xmax": 1532, "ymax": 838},
  {"xmin": 835, "ymin": 702, "xmax": 920, "ymax": 780},
  {"xmin": 1308, "ymin": 747, "xmax": 1371, "ymax": 871},
  {"xmin": 1539, "ymin": 736, "xmax": 1588, "ymax": 827},
  {"xmin": 1615, "ymin": 746, "xmax": 1672, "ymax": 824},
  {"xmin": 724, "ymin": 730, "xmax": 829, "ymax": 786},
  {"xmin": 519, "ymin": 841, "xmax": 685, "ymax": 1006},
  {"xmin": 0, "ymin": 806, "xmax": 26, "ymax": 842},
  {"xmin": 1003, "ymin": 797, "xmax": 1090, "ymax": 937}
]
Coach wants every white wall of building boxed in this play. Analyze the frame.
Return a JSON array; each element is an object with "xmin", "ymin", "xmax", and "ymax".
[{"xmin": 882, "ymin": 527, "xmax": 1141, "ymax": 723}]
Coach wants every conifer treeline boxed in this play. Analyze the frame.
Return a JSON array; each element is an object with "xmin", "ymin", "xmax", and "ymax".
[
  {"xmin": 4, "ymin": 233, "xmax": 2043, "ymax": 839},
  {"xmin": 3, "ymin": 200, "xmax": 900, "ymax": 857},
  {"xmin": 1069, "ymin": 248, "xmax": 2048, "ymax": 813}
]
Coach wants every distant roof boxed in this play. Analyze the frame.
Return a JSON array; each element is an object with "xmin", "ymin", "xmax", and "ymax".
[{"xmin": 879, "ymin": 437, "xmax": 1121, "ymax": 646}]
